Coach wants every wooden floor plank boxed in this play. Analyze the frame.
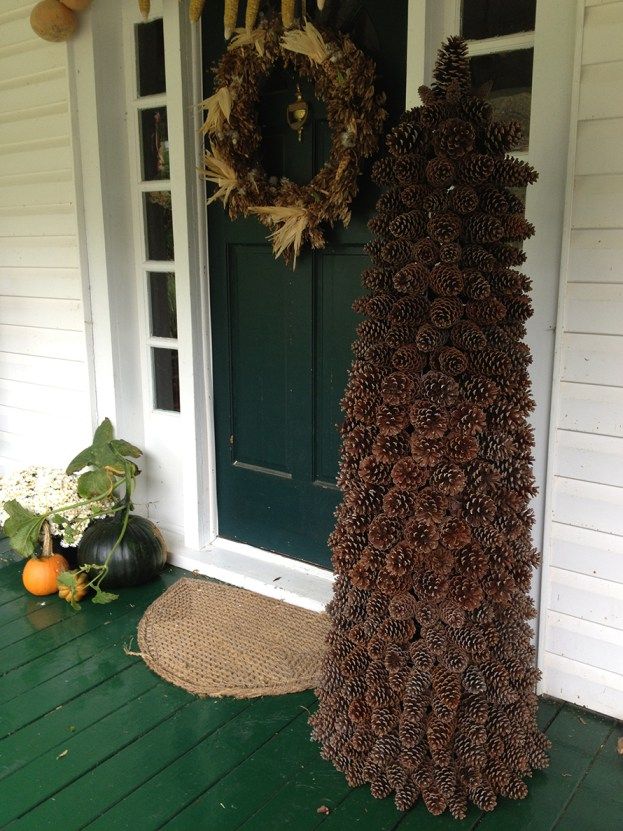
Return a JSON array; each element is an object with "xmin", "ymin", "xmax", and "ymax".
[
  {"xmin": 0, "ymin": 662, "xmax": 158, "ymax": 781},
  {"xmin": 0, "ymin": 572, "xmax": 178, "ymax": 704},
  {"xmin": 552, "ymin": 725, "xmax": 621, "ymax": 831},
  {"xmin": 85, "ymin": 692, "xmax": 313, "ymax": 831},
  {"xmin": 476, "ymin": 705, "xmax": 613, "ymax": 831},
  {"xmin": 0, "ymin": 594, "xmax": 76, "ymax": 648},
  {"xmin": 237, "ymin": 731, "xmax": 354, "ymax": 829},
  {"xmin": 11, "ymin": 696, "xmax": 251, "ymax": 830},
  {"xmin": 0, "ymin": 565, "xmax": 27, "ymax": 607},
  {"xmin": 161, "ymin": 711, "xmax": 325, "ymax": 830},
  {"xmin": 0, "ymin": 683, "xmax": 192, "ymax": 827}
]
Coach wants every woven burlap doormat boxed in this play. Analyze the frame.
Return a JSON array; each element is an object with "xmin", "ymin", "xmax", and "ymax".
[{"xmin": 136, "ymin": 577, "xmax": 330, "ymax": 698}]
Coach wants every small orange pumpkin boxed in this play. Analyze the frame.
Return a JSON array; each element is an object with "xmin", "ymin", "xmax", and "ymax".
[
  {"xmin": 23, "ymin": 554, "xmax": 70, "ymax": 596},
  {"xmin": 58, "ymin": 570, "xmax": 90, "ymax": 604},
  {"xmin": 22, "ymin": 521, "xmax": 70, "ymax": 596}
]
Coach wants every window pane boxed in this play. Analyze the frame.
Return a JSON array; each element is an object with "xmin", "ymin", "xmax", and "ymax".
[
  {"xmin": 149, "ymin": 272, "xmax": 177, "ymax": 339},
  {"xmin": 141, "ymin": 108, "xmax": 169, "ymax": 180},
  {"xmin": 153, "ymin": 347, "xmax": 180, "ymax": 411},
  {"xmin": 137, "ymin": 19, "xmax": 166, "ymax": 97},
  {"xmin": 462, "ymin": 0, "xmax": 536, "ymax": 40},
  {"xmin": 144, "ymin": 191, "xmax": 174, "ymax": 260},
  {"xmin": 470, "ymin": 49, "xmax": 533, "ymax": 150}
]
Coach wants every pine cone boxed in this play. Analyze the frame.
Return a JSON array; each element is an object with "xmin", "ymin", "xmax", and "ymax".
[
  {"xmin": 389, "ymin": 210, "xmax": 427, "ymax": 239},
  {"xmin": 461, "ymin": 96, "xmax": 493, "ymax": 125},
  {"xmin": 393, "ymin": 261, "xmax": 428, "ymax": 294},
  {"xmin": 437, "ymin": 118, "xmax": 476, "ymax": 158},
  {"xmin": 492, "ymin": 158, "xmax": 538, "ymax": 187},
  {"xmin": 426, "ymin": 157, "xmax": 455, "ymax": 187},
  {"xmin": 427, "ymin": 212, "xmax": 462, "ymax": 243},
  {"xmin": 371, "ymin": 155, "xmax": 396, "ymax": 186},
  {"xmin": 395, "ymin": 153, "xmax": 426, "ymax": 185},
  {"xmin": 449, "ymin": 185, "xmax": 479, "ymax": 214},
  {"xmin": 387, "ymin": 120, "xmax": 423, "ymax": 156},
  {"xmin": 430, "ymin": 297, "xmax": 463, "ymax": 329},
  {"xmin": 429, "ymin": 263, "xmax": 464, "ymax": 296},
  {"xmin": 458, "ymin": 153, "xmax": 495, "ymax": 184},
  {"xmin": 484, "ymin": 120, "xmax": 523, "ymax": 155},
  {"xmin": 431, "ymin": 35, "xmax": 471, "ymax": 96}
]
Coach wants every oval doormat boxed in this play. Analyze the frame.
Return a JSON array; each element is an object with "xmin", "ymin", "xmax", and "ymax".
[{"xmin": 136, "ymin": 577, "xmax": 330, "ymax": 698}]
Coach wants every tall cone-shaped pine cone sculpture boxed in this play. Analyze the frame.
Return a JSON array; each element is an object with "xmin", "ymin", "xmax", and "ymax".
[{"xmin": 309, "ymin": 36, "xmax": 550, "ymax": 819}]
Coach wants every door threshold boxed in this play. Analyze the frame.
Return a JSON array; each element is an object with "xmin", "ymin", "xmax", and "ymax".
[{"xmin": 163, "ymin": 529, "xmax": 334, "ymax": 612}]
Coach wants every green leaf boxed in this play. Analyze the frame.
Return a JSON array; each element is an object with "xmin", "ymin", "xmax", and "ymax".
[
  {"xmin": 93, "ymin": 418, "xmax": 115, "ymax": 447},
  {"xmin": 110, "ymin": 439, "xmax": 143, "ymax": 459},
  {"xmin": 77, "ymin": 469, "xmax": 114, "ymax": 500},
  {"xmin": 3, "ymin": 501, "xmax": 45, "ymax": 558},
  {"xmin": 66, "ymin": 447, "xmax": 96, "ymax": 475},
  {"xmin": 57, "ymin": 571, "xmax": 77, "ymax": 589},
  {"xmin": 92, "ymin": 587, "xmax": 119, "ymax": 604},
  {"xmin": 91, "ymin": 443, "xmax": 126, "ymax": 473}
]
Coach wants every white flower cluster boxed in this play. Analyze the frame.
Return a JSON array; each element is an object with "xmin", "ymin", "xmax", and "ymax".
[{"xmin": 0, "ymin": 466, "xmax": 114, "ymax": 547}]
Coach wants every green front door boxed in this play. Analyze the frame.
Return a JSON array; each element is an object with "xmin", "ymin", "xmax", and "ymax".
[{"xmin": 202, "ymin": 3, "xmax": 407, "ymax": 568}]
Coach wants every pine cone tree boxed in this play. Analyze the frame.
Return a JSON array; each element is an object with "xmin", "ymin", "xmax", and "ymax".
[{"xmin": 313, "ymin": 35, "xmax": 547, "ymax": 818}]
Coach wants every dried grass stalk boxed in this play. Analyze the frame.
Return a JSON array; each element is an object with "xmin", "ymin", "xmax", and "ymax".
[
  {"xmin": 249, "ymin": 205, "xmax": 309, "ymax": 266},
  {"xmin": 200, "ymin": 146, "xmax": 238, "ymax": 206},
  {"xmin": 189, "ymin": 0, "xmax": 206, "ymax": 22},
  {"xmin": 282, "ymin": 21, "xmax": 328, "ymax": 64},
  {"xmin": 224, "ymin": 0, "xmax": 239, "ymax": 39},
  {"xmin": 245, "ymin": 0, "xmax": 260, "ymax": 31},
  {"xmin": 228, "ymin": 26, "xmax": 267, "ymax": 56},
  {"xmin": 199, "ymin": 87, "xmax": 232, "ymax": 135}
]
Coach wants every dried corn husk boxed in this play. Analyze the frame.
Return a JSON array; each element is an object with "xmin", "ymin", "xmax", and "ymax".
[
  {"xmin": 138, "ymin": 0, "xmax": 150, "ymax": 21},
  {"xmin": 281, "ymin": 0, "xmax": 295, "ymax": 28},
  {"xmin": 249, "ymin": 205, "xmax": 309, "ymax": 266},
  {"xmin": 228, "ymin": 25, "xmax": 266, "ymax": 56},
  {"xmin": 199, "ymin": 87, "xmax": 232, "ymax": 135},
  {"xmin": 281, "ymin": 20, "xmax": 328, "ymax": 64},
  {"xmin": 245, "ymin": 0, "xmax": 260, "ymax": 31},
  {"xmin": 189, "ymin": 0, "xmax": 206, "ymax": 23},
  {"xmin": 200, "ymin": 145, "xmax": 238, "ymax": 205},
  {"xmin": 224, "ymin": 0, "xmax": 239, "ymax": 39}
]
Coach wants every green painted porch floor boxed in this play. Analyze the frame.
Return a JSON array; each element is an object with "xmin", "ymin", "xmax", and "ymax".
[{"xmin": 0, "ymin": 560, "xmax": 620, "ymax": 831}]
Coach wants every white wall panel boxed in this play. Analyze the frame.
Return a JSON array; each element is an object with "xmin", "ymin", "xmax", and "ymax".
[
  {"xmin": 540, "ymin": 0, "xmax": 623, "ymax": 719},
  {"xmin": 0, "ymin": 0, "xmax": 92, "ymax": 474}
]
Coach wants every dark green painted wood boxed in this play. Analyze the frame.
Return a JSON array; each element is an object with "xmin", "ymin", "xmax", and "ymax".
[
  {"xmin": 202, "ymin": 2, "xmax": 408, "ymax": 567},
  {"xmin": 163, "ymin": 709, "xmax": 324, "ymax": 830},
  {"xmin": 0, "ymin": 558, "xmax": 620, "ymax": 830},
  {"xmin": 0, "ymin": 570, "xmax": 177, "ymax": 704},
  {"xmin": 12, "ymin": 697, "xmax": 252, "ymax": 830},
  {"xmin": 0, "ymin": 593, "xmax": 76, "ymax": 648},
  {"xmin": 0, "ymin": 662, "xmax": 158, "ymax": 781},
  {"xmin": 0, "ymin": 534, "xmax": 20, "ymax": 568},
  {"xmin": 87, "ymin": 691, "xmax": 313, "ymax": 831},
  {"xmin": 554, "ymin": 726, "xmax": 623, "ymax": 831},
  {"xmin": 1, "ymin": 685, "xmax": 191, "ymax": 827},
  {"xmin": 477, "ymin": 706, "xmax": 614, "ymax": 831}
]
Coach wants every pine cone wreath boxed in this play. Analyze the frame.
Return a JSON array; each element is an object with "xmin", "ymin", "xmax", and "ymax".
[{"xmin": 312, "ymin": 35, "xmax": 548, "ymax": 819}]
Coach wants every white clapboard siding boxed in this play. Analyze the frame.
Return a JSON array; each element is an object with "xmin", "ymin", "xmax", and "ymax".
[
  {"xmin": 555, "ymin": 430, "xmax": 623, "ymax": 486},
  {"xmin": 550, "ymin": 522, "xmax": 623, "ymax": 584},
  {"xmin": 0, "ymin": 1, "xmax": 92, "ymax": 474},
  {"xmin": 577, "ymin": 60, "xmax": 623, "ymax": 120},
  {"xmin": 564, "ymin": 282, "xmax": 623, "ymax": 334},
  {"xmin": 558, "ymin": 382, "xmax": 623, "ymax": 436},
  {"xmin": 540, "ymin": 0, "xmax": 623, "ymax": 720},
  {"xmin": 567, "ymin": 229, "xmax": 623, "ymax": 282}
]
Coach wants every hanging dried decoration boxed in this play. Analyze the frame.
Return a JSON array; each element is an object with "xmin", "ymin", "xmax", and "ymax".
[
  {"xmin": 309, "ymin": 36, "xmax": 549, "ymax": 818},
  {"xmin": 200, "ymin": 17, "xmax": 386, "ymax": 266}
]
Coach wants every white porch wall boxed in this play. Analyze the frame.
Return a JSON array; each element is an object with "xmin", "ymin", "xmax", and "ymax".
[
  {"xmin": 540, "ymin": 0, "xmax": 623, "ymax": 720},
  {"xmin": 0, "ymin": 0, "xmax": 93, "ymax": 470}
]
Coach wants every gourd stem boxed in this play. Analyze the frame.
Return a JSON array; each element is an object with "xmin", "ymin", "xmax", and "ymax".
[{"xmin": 42, "ymin": 520, "xmax": 52, "ymax": 558}]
